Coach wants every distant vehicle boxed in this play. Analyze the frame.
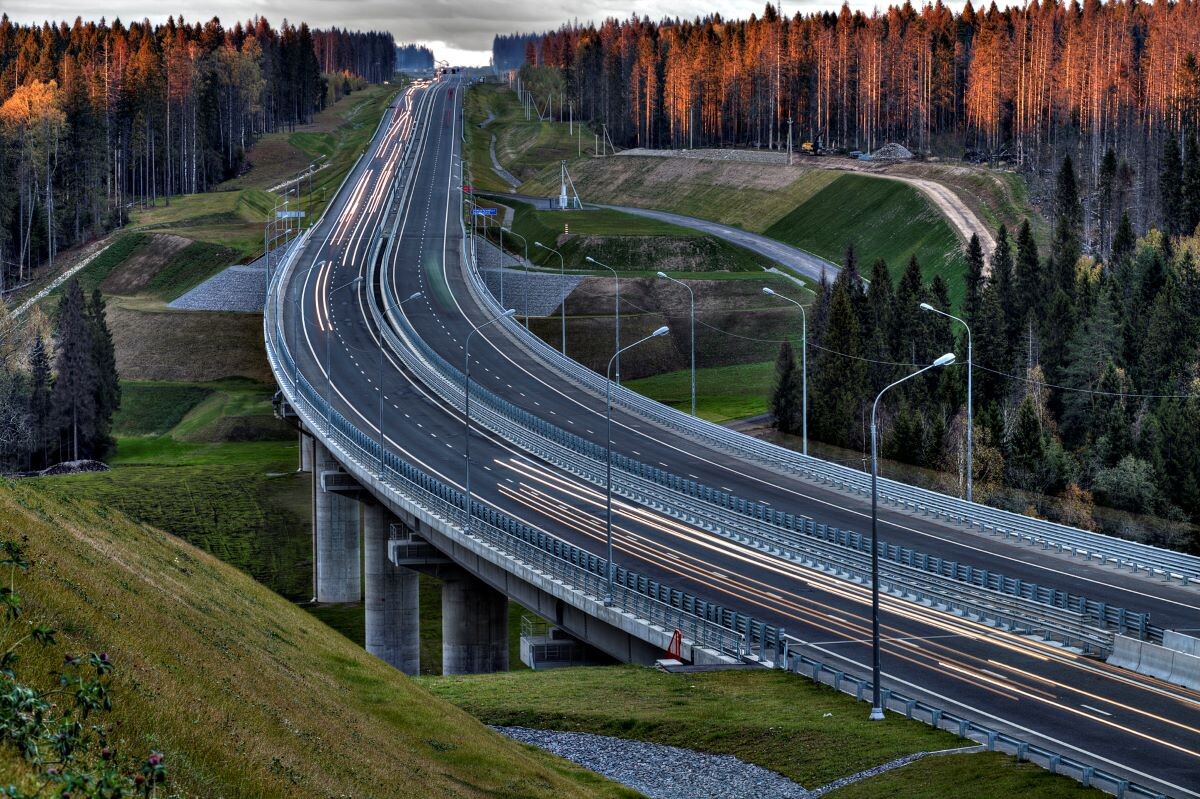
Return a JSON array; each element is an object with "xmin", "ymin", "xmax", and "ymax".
[{"xmin": 848, "ymin": 150, "xmax": 864, "ymax": 158}]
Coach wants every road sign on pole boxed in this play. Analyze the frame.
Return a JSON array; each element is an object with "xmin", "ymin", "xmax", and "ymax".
[
  {"xmin": 276, "ymin": 210, "xmax": 306, "ymax": 219},
  {"xmin": 472, "ymin": 208, "xmax": 497, "ymax": 216}
]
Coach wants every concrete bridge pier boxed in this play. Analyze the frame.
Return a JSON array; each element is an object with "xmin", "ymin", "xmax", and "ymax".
[
  {"xmin": 299, "ymin": 431, "xmax": 314, "ymax": 472},
  {"xmin": 442, "ymin": 566, "xmax": 509, "ymax": 675},
  {"xmin": 314, "ymin": 440, "xmax": 362, "ymax": 603},
  {"xmin": 363, "ymin": 502, "xmax": 420, "ymax": 675}
]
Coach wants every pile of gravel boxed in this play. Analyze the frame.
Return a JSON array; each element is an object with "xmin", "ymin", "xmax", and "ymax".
[
  {"xmin": 871, "ymin": 142, "xmax": 914, "ymax": 160},
  {"xmin": 38, "ymin": 460, "xmax": 109, "ymax": 476},
  {"xmin": 494, "ymin": 726, "xmax": 809, "ymax": 799}
]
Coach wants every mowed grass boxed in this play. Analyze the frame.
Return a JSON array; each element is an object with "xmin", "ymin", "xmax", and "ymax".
[
  {"xmin": 425, "ymin": 666, "xmax": 1104, "ymax": 796},
  {"xmin": 763, "ymin": 173, "xmax": 967, "ymax": 308},
  {"xmin": 1, "ymin": 480, "xmax": 634, "ymax": 798},
  {"xmin": 482, "ymin": 198, "xmax": 773, "ymax": 274},
  {"xmin": 825, "ymin": 751, "xmax": 1104, "ymax": 798},
  {"xmin": 623, "ymin": 360, "xmax": 775, "ymax": 422},
  {"xmin": 465, "ymin": 82, "xmax": 586, "ymax": 191}
]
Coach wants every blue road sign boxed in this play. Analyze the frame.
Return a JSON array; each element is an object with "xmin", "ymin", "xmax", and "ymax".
[{"xmin": 471, "ymin": 208, "xmax": 498, "ymax": 216}]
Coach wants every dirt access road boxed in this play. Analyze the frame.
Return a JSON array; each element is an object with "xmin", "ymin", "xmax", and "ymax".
[{"xmin": 619, "ymin": 148, "xmax": 996, "ymax": 268}]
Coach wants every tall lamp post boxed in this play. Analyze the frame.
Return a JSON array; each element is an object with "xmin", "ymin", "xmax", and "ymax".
[
  {"xmin": 762, "ymin": 286, "xmax": 808, "ymax": 456},
  {"xmin": 502, "ymin": 226, "xmax": 530, "ymax": 329},
  {"xmin": 325, "ymin": 275, "xmax": 364, "ymax": 433},
  {"xmin": 920, "ymin": 302, "xmax": 973, "ymax": 502},
  {"xmin": 534, "ymin": 241, "xmax": 567, "ymax": 355},
  {"xmin": 378, "ymin": 291, "xmax": 424, "ymax": 477},
  {"xmin": 605, "ymin": 325, "xmax": 670, "ymax": 605},
  {"xmin": 868, "ymin": 352, "xmax": 956, "ymax": 721},
  {"xmin": 655, "ymin": 271, "xmax": 695, "ymax": 416},
  {"xmin": 585, "ymin": 256, "xmax": 621, "ymax": 383},
  {"xmin": 464, "ymin": 308, "xmax": 517, "ymax": 531}
]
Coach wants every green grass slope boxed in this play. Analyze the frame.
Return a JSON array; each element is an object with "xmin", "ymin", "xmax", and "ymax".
[
  {"xmin": 0, "ymin": 478, "xmax": 634, "ymax": 798},
  {"xmin": 763, "ymin": 173, "xmax": 967, "ymax": 307},
  {"xmin": 427, "ymin": 666, "xmax": 1103, "ymax": 797}
]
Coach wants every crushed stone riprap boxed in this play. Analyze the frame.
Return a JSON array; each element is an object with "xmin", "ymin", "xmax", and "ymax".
[{"xmin": 493, "ymin": 726, "xmax": 810, "ymax": 799}]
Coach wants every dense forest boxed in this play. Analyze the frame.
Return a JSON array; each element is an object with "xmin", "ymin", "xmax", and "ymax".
[
  {"xmin": 312, "ymin": 29, "xmax": 396, "ymax": 83},
  {"xmin": 0, "ymin": 277, "xmax": 119, "ymax": 470},
  {"xmin": 0, "ymin": 16, "xmax": 391, "ymax": 293},
  {"xmin": 768, "ymin": 150, "xmax": 1200, "ymax": 547},
  {"xmin": 506, "ymin": 0, "xmax": 1200, "ymax": 234},
  {"xmin": 396, "ymin": 43, "xmax": 435, "ymax": 72},
  {"xmin": 492, "ymin": 32, "xmax": 545, "ymax": 71}
]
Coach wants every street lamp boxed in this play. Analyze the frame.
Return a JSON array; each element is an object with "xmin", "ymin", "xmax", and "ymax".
[
  {"xmin": 534, "ymin": 240, "xmax": 567, "ymax": 355},
  {"xmin": 325, "ymin": 275, "xmax": 364, "ymax": 434},
  {"xmin": 585, "ymin": 256, "xmax": 621, "ymax": 383},
  {"xmin": 502, "ymin": 226, "xmax": 530, "ymax": 329},
  {"xmin": 921, "ymin": 302, "xmax": 973, "ymax": 502},
  {"xmin": 655, "ymin": 271, "xmax": 695, "ymax": 416},
  {"xmin": 868, "ymin": 351, "xmax": 956, "ymax": 721},
  {"xmin": 378, "ymin": 291, "xmax": 424, "ymax": 477},
  {"xmin": 763, "ymin": 286, "xmax": 808, "ymax": 456},
  {"xmin": 605, "ymin": 325, "xmax": 670, "ymax": 605},
  {"xmin": 464, "ymin": 308, "xmax": 517, "ymax": 531}
]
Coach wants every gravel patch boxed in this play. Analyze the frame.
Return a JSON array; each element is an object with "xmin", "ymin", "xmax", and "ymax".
[
  {"xmin": 620, "ymin": 147, "xmax": 789, "ymax": 165},
  {"xmin": 494, "ymin": 726, "xmax": 810, "ymax": 799}
]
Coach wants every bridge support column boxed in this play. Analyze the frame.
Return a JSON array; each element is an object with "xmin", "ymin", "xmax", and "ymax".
[
  {"xmin": 314, "ymin": 441, "xmax": 361, "ymax": 603},
  {"xmin": 442, "ymin": 567, "xmax": 508, "ymax": 675},
  {"xmin": 299, "ymin": 431, "xmax": 314, "ymax": 473},
  {"xmin": 363, "ymin": 502, "xmax": 420, "ymax": 675}
]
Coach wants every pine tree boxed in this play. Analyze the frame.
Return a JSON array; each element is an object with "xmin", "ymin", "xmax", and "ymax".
[
  {"xmin": 972, "ymin": 280, "xmax": 1007, "ymax": 406},
  {"xmin": 1161, "ymin": 134, "xmax": 1184, "ymax": 236},
  {"xmin": 49, "ymin": 279, "xmax": 97, "ymax": 462},
  {"xmin": 86, "ymin": 289, "xmax": 120, "ymax": 459},
  {"xmin": 963, "ymin": 233, "xmax": 984, "ymax": 327},
  {"xmin": 1098, "ymin": 147, "xmax": 1118, "ymax": 253},
  {"xmin": 770, "ymin": 340, "xmax": 803, "ymax": 435},
  {"xmin": 865, "ymin": 258, "xmax": 896, "ymax": 387}
]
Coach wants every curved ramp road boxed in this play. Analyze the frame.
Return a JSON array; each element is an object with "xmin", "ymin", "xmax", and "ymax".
[{"xmin": 276, "ymin": 78, "xmax": 1200, "ymax": 798}]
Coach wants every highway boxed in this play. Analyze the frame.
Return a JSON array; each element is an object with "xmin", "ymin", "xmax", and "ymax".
[{"xmin": 277, "ymin": 77, "xmax": 1200, "ymax": 797}]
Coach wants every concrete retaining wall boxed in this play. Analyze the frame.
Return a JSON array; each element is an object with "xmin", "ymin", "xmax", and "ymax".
[{"xmin": 1107, "ymin": 634, "xmax": 1200, "ymax": 691}]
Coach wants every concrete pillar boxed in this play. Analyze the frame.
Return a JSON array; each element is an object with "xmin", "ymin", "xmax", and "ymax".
[
  {"xmin": 299, "ymin": 431, "xmax": 314, "ymax": 472},
  {"xmin": 442, "ymin": 568, "xmax": 509, "ymax": 674},
  {"xmin": 363, "ymin": 502, "xmax": 420, "ymax": 675},
  {"xmin": 314, "ymin": 440, "xmax": 361, "ymax": 603}
]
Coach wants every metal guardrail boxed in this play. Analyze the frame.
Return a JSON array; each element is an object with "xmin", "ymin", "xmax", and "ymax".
[
  {"xmin": 368, "ymin": 194, "xmax": 1153, "ymax": 654},
  {"xmin": 264, "ymin": 93, "xmax": 773, "ymax": 663},
  {"xmin": 779, "ymin": 641, "xmax": 1169, "ymax": 799},
  {"xmin": 457, "ymin": 214, "xmax": 1200, "ymax": 588}
]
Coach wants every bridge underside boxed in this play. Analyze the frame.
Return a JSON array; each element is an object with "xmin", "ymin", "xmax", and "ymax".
[{"xmin": 300, "ymin": 430, "xmax": 686, "ymax": 675}]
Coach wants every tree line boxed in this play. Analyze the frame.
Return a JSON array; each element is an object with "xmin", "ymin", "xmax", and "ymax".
[
  {"xmin": 0, "ymin": 16, "xmax": 391, "ymax": 293},
  {"xmin": 312, "ymin": 29, "xmax": 397, "ymax": 84},
  {"xmin": 770, "ymin": 150, "xmax": 1200, "ymax": 547},
  {"xmin": 395, "ymin": 44, "xmax": 434, "ymax": 72},
  {"xmin": 508, "ymin": 1, "xmax": 1200, "ymax": 238},
  {"xmin": 0, "ymin": 278, "xmax": 120, "ymax": 470}
]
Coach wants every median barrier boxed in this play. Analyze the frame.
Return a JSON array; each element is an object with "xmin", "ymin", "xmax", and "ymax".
[
  {"xmin": 1132, "ymin": 639, "xmax": 1176, "ymax": 682},
  {"xmin": 1167, "ymin": 649, "xmax": 1200, "ymax": 690},
  {"xmin": 1106, "ymin": 635, "xmax": 1143, "ymax": 672},
  {"xmin": 1163, "ymin": 630, "xmax": 1199, "ymax": 656}
]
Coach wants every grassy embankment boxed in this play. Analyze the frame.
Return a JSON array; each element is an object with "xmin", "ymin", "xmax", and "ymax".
[
  {"xmin": 426, "ymin": 666, "xmax": 1103, "ymax": 798},
  {"xmin": 0, "ymin": 479, "xmax": 632, "ymax": 798}
]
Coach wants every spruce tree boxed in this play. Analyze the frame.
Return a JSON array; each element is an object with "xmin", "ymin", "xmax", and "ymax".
[
  {"xmin": 1098, "ymin": 147, "xmax": 1118, "ymax": 252},
  {"xmin": 1184, "ymin": 133, "xmax": 1200, "ymax": 236},
  {"xmin": 1006, "ymin": 395, "xmax": 1047, "ymax": 491},
  {"xmin": 770, "ymin": 340, "xmax": 803, "ymax": 435},
  {"xmin": 27, "ymin": 335, "xmax": 51, "ymax": 470},
  {"xmin": 1015, "ymin": 220, "xmax": 1041, "ymax": 320},
  {"xmin": 87, "ymin": 289, "xmax": 120, "ymax": 459},
  {"xmin": 1111, "ymin": 212, "xmax": 1136, "ymax": 265},
  {"xmin": 963, "ymin": 233, "xmax": 984, "ymax": 327},
  {"xmin": 812, "ymin": 279, "xmax": 867, "ymax": 449},
  {"xmin": 1161, "ymin": 134, "xmax": 1184, "ymax": 235},
  {"xmin": 49, "ymin": 279, "xmax": 97, "ymax": 462},
  {"xmin": 866, "ymin": 258, "xmax": 896, "ymax": 388},
  {"xmin": 892, "ymin": 255, "xmax": 924, "ymax": 364}
]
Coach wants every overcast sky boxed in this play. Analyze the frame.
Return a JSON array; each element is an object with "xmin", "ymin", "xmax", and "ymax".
[{"xmin": 4, "ymin": 0, "xmax": 849, "ymax": 66}]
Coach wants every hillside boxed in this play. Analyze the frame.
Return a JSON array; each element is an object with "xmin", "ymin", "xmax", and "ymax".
[{"xmin": 0, "ymin": 477, "xmax": 633, "ymax": 798}]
